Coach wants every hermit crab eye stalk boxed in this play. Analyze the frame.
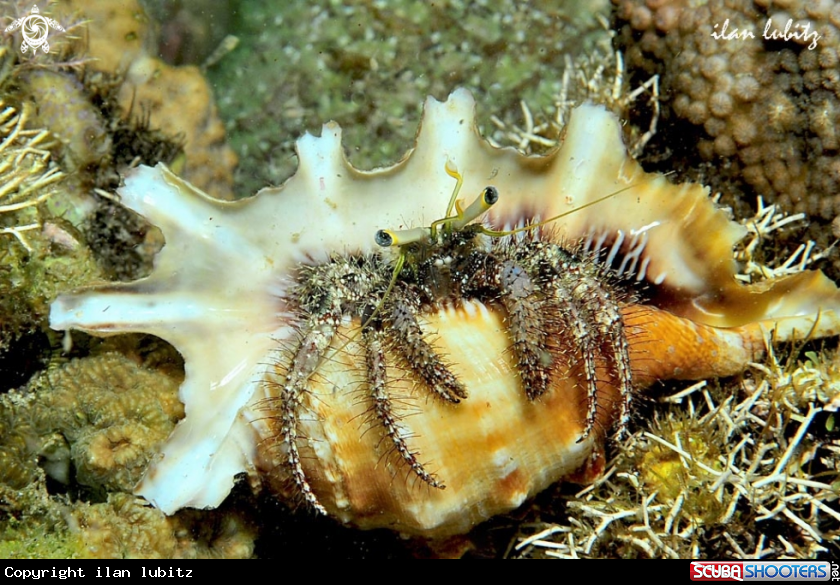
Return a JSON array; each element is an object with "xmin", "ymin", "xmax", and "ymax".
[
  {"xmin": 484, "ymin": 186, "xmax": 499, "ymax": 205},
  {"xmin": 449, "ymin": 185, "xmax": 498, "ymax": 232},
  {"xmin": 375, "ymin": 169, "xmax": 500, "ymax": 249},
  {"xmin": 375, "ymin": 227, "xmax": 432, "ymax": 248}
]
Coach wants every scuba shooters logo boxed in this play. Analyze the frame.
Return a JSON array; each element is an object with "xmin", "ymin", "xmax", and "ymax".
[
  {"xmin": 5, "ymin": 5, "xmax": 65, "ymax": 54},
  {"xmin": 690, "ymin": 561, "xmax": 835, "ymax": 582}
]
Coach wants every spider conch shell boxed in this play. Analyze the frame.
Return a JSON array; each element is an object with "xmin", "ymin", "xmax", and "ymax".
[{"xmin": 50, "ymin": 89, "xmax": 840, "ymax": 537}]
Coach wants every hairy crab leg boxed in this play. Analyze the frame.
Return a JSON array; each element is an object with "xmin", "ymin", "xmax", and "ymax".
[
  {"xmin": 548, "ymin": 250, "xmax": 633, "ymax": 441},
  {"xmin": 546, "ymin": 277, "xmax": 601, "ymax": 439},
  {"xmin": 578, "ymin": 280, "xmax": 634, "ymax": 439},
  {"xmin": 387, "ymin": 294, "xmax": 468, "ymax": 403},
  {"xmin": 273, "ymin": 323, "xmax": 337, "ymax": 515},
  {"xmin": 363, "ymin": 328, "xmax": 444, "ymax": 489},
  {"xmin": 461, "ymin": 246, "xmax": 554, "ymax": 401},
  {"xmin": 494, "ymin": 258, "xmax": 552, "ymax": 400}
]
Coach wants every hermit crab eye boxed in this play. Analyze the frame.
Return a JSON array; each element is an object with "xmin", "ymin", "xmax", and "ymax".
[
  {"xmin": 483, "ymin": 186, "xmax": 498, "ymax": 206},
  {"xmin": 375, "ymin": 229, "xmax": 394, "ymax": 247}
]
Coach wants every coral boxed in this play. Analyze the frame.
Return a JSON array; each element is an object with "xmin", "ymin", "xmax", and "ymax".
[
  {"xmin": 0, "ymin": 100, "xmax": 64, "ymax": 253},
  {"xmin": 70, "ymin": 494, "xmax": 256, "ymax": 559},
  {"xmin": 21, "ymin": 352, "xmax": 184, "ymax": 492},
  {"xmin": 0, "ymin": 0, "xmax": 246, "ymax": 560},
  {"xmin": 0, "ymin": 349, "xmax": 257, "ymax": 559},
  {"xmin": 54, "ymin": 0, "xmax": 148, "ymax": 74},
  {"xmin": 0, "ymin": 466, "xmax": 256, "ymax": 559},
  {"xmin": 0, "ymin": 390, "xmax": 43, "ymax": 490},
  {"xmin": 0, "ymin": 98, "xmax": 100, "ymax": 384},
  {"xmin": 612, "ymin": 0, "xmax": 840, "ymax": 226},
  {"xmin": 54, "ymin": 0, "xmax": 236, "ymax": 198},
  {"xmin": 117, "ymin": 55, "xmax": 237, "ymax": 199},
  {"xmin": 2, "ymin": 350, "xmax": 182, "ymax": 498},
  {"xmin": 20, "ymin": 69, "xmax": 112, "ymax": 175},
  {"xmin": 511, "ymin": 344, "xmax": 840, "ymax": 559}
]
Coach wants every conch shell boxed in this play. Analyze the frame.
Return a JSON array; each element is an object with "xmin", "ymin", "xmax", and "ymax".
[{"xmin": 50, "ymin": 89, "xmax": 840, "ymax": 537}]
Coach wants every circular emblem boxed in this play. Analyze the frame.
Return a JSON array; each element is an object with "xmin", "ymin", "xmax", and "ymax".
[{"xmin": 5, "ymin": 5, "xmax": 65, "ymax": 54}]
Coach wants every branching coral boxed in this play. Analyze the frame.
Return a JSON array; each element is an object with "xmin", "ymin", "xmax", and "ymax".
[
  {"xmin": 0, "ymin": 96, "xmax": 100, "ymax": 369},
  {"xmin": 733, "ymin": 196, "xmax": 834, "ymax": 283},
  {"xmin": 0, "ymin": 99, "xmax": 63, "ymax": 253},
  {"xmin": 511, "ymin": 349, "xmax": 840, "ymax": 559},
  {"xmin": 485, "ymin": 26, "xmax": 661, "ymax": 159}
]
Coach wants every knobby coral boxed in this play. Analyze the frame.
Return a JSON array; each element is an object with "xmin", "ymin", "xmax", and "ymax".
[{"xmin": 613, "ymin": 0, "xmax": 840, "ymax": 222}]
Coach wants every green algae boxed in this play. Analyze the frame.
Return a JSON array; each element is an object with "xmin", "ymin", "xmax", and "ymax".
[
  {"xmin": 0, "ymin": 517, "xmax": 79, "ymax": 560},
  {"xmin": 206, "ymin": 0, "xmax": 611, "ymax": 196}
]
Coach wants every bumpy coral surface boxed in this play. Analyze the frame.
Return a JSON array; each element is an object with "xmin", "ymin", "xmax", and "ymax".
[
  {"xmin": 0, "ymin": 347, "xmax": 262, "ymax": 559},
  {"xmin": 71, "ymin": 494, "xmax": 256, "ymax": 559},
  {"xmin": 613, "ymin": 0, "xmax": 840, "ymax": 223},
  {"xmin": 17, "ymin": 352, "xmax": 183, "ymax": 492}
]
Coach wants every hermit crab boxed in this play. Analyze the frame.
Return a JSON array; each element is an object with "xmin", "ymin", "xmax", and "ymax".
[{"xmin": 50, "ymin": 89, "xmax": 840, "ymax": 537}]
